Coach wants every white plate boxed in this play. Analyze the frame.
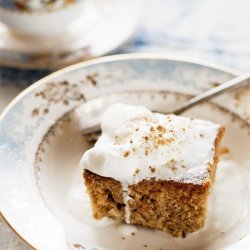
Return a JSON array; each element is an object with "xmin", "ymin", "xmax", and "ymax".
[
  {"xmin": 0, "ymin": 54, "xmax": 250, "ymax": 250},
  {"xmin": 0, "ymin": 0, "xmax": 140, "ymax": 69}
]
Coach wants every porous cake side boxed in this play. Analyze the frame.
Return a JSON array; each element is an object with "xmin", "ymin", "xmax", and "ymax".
[
  {"xmin": 83, "ymin": 126, "xmax": 224, "ymax": 237},
  {"xmin": 84, "ymin": 170, "xmax": 207, "ymax": 237}
]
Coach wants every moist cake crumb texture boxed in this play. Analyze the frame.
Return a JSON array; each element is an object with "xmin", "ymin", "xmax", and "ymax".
[{"xmin": 81, "ymin": 103, "xmax": 225, "ymax": 237}]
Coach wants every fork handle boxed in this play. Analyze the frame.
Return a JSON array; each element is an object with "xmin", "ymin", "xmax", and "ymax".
[{"xmin": 171, "ymin": 71, "xmax": 250, "ymax": 115}]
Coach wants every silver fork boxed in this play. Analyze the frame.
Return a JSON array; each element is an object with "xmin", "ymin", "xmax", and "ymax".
[{"xmin": 82, "ymin": 72, "xmax": 250, "ymax": 135}]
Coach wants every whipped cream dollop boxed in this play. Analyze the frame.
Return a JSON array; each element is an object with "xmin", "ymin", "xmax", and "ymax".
[{"xmin": 80, "ymin": 103, "xmax": 222, "ymax": 186}]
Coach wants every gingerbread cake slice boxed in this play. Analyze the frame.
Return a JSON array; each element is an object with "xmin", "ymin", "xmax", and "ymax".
[{"xmin": 80, "ymin": 103, "xmax": 225, "ymax": 237}]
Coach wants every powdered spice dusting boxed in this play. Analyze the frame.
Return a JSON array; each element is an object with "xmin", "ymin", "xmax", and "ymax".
[
  {"xmin": 149, "ymin": 166, "xmax": 156, "ymax": 173},
  {"xmin": 134, "ymin": 168, "xmax": 140, "ymax": 176},
  {"xmin": 82, "ymin": 103, "xmax": 223, "ymax": 186},
  {"xmin": 123, "ymin": 151, "xmax": 130, "ymax": 157}
]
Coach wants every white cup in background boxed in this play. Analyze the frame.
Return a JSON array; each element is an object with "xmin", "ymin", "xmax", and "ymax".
[{"xmin": 0, "ymin": 0, "xmax": 86, "ymax": 37}]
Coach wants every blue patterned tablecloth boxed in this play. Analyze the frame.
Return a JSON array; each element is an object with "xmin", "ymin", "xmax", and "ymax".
[
  {"xmin": 1, "ymin": 0, "xmax": 250, "ymax": 248},
  {"xmin": 121, "ymin": 0, "xmax": 250, "ymax": 72}
]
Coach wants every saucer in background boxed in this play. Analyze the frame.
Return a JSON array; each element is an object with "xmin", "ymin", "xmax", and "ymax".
[{"xmin": 0, "ymin": 0, "xmax": 141, "ymax": 69}]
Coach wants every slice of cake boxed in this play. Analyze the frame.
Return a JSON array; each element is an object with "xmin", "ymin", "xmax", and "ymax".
[{"xmin": 81, "ymin": 103, "xmax": 225, "ymax": 237}]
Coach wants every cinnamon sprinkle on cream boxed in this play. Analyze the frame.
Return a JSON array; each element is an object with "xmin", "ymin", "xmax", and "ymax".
[
  {"xmin": 134, "ymin": 168, "xmax": 140, "ymax": 176},
  {"xmin": 123, "ymin": 151, "xmax": 130, "ymax": 157},
  {"xmin": 149, "ymin": 166, "xmax": 156, "ymax": 173},
  {"xmin": 157, "ymin": 125, "xmax": 166, "ymax": 133}
]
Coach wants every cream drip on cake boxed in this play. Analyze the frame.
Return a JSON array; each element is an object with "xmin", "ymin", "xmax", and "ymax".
[{"xmin": 81, "ymin": 103, "xmax": 221, "ymax": 185}]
